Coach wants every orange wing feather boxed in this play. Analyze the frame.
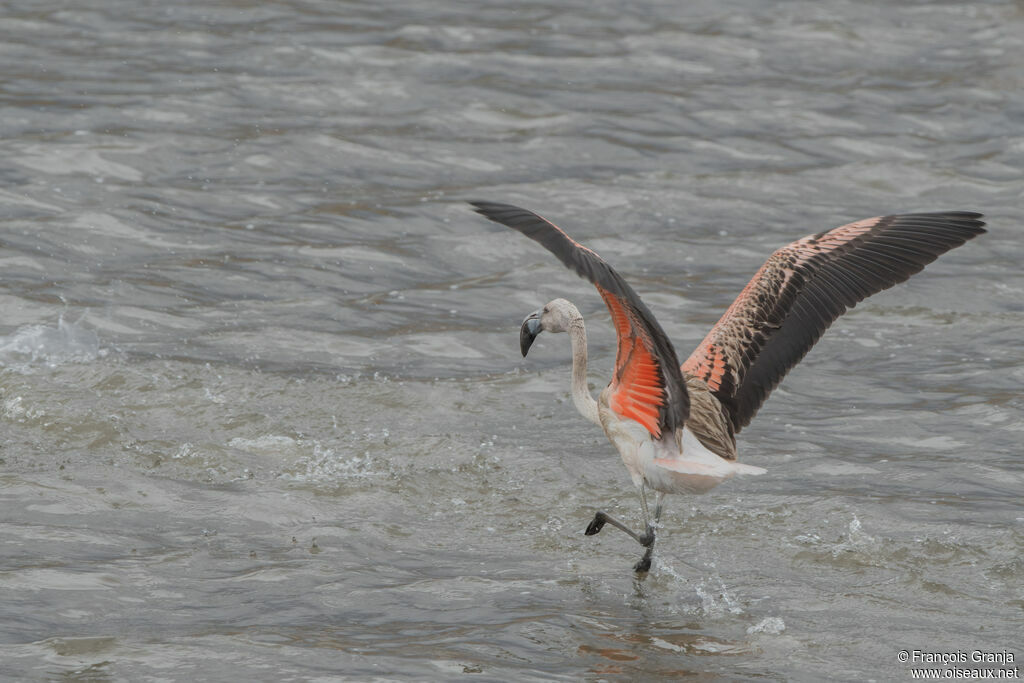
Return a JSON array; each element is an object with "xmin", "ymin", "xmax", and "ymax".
[{"xmin": 600, "ymin": 288, "xmax": 666, "ymax": 437}]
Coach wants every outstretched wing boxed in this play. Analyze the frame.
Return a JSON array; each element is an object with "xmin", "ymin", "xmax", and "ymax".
[
  {"xmin": 682, "ymin": 212, "xmax": 986, "ymax": 432},
  {"xmin": 470, "ymin": 200, "xmax": 689, "ymax": 439}
]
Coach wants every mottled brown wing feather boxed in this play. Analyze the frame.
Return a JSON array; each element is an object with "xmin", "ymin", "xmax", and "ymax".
[
  {"xmin": 471, "ymin": 200, "xmax": 689, "ymax": 438},
  {"xmin": 682, "ymin": 212, "xmax": 986, "ymax": 432}
]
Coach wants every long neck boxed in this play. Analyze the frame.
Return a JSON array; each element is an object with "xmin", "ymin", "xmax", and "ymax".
[{"xmin": 567, "ymin": 315, "xmax": 601, "ymax": 427}]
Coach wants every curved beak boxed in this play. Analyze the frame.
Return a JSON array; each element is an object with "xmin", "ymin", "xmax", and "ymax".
[{"xmin": 520, "ymin": 309, "xmax": 542, "ymax": 357}]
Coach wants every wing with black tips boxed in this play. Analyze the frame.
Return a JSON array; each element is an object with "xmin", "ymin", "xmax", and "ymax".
[
  {"xmin": 471, "ymin": 200, "xmax": 689, "ymax": 439},
  {"xmin": 682, "ymin": 212, "xmax": 986, "ymax": 432}
]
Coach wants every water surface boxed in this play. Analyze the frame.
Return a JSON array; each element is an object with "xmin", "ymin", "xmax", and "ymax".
[{"xmin": 1, "ymin": 0, "xmax": 1023, "ymax": 679}]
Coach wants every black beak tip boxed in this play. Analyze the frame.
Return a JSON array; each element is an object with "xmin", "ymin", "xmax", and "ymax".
[
  {"xmin": 520, "ymin": 327, "xmax": 536, "ymax": 357},
  {"xmin": 520, "ymin": 314, "xmax": 541, "ymax": 357}
]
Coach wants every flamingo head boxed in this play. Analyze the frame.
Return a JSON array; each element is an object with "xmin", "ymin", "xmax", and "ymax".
[{"xmin": 519, "ymin": 298, "xmax": 578, "ymax": 357}]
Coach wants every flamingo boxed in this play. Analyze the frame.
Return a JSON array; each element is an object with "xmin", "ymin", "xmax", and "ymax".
[{"xmin": 471, "ymin": 200, "xmax": 985, "ymax": 572}]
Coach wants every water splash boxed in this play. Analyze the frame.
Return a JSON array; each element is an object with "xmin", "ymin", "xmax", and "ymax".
[
  {"xmin": 831, "ymin": 514, "xmax": 881, "ymax": 558},
  {"xmin": 0, "ymin": 313, "xmax": 102, "ymax": 369},
  {"xmin": 657, "ymin": 556, "xmax": 747, "ymax": 617},
  {"xmin": 279, "ymin": 441, "xmax": 384, "ymax": 483},
  {"xmin": 693, "ymin": 573, "xmax": 745, "ymax": 617}
]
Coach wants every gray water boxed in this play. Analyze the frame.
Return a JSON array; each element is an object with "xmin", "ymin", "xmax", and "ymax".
[{"xmin": 1, "ymin": 1, "xmax": 1022, "ymax": 680}]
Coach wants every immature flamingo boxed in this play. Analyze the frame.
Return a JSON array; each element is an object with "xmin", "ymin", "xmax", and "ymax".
[{"xmin": 471, "ymin": 200, "xmax": 985, "ymax": 572}]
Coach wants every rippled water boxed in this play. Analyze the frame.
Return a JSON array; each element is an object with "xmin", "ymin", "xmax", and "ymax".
[{"xmin": 2, "ymin": 0, "xmax": 1022, "ymax": 680}]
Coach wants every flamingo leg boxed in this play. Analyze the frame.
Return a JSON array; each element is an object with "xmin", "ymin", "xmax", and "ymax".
[
  {"xmin": 584, "ymin": 511, "xmax": 648, "ymax": 545},
  {"xmin": 584, "ymin": 487, "xmax": 667, "ymax": 572},
  {"xmin": 634, "ymin": 491, "xmax": 666, "ymax": 573}
]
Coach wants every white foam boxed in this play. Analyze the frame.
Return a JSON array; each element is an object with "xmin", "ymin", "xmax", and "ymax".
[
  {"xmin": 747, "ymin": 616, "xmax": 786, "ymax": 635},
  {"xmin": 228, "ymin": 435, "xmax": 300, "ymax": 454}
]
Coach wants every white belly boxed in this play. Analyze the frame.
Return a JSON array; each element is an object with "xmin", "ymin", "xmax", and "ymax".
[{"xmin": 600, "ymin": 405, "xmax": 766, "ymax": 495}]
